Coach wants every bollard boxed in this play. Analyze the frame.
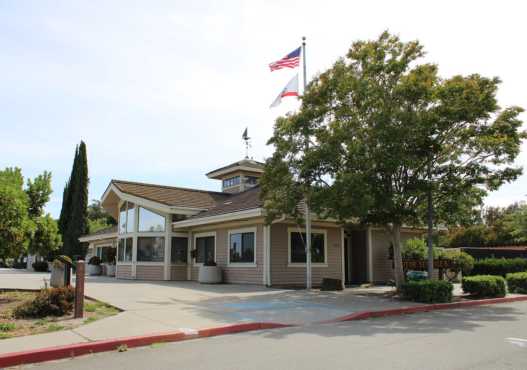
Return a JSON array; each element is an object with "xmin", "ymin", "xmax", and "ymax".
[{"xmin": 74, "ymin": 260, "xmax": 85, "ymax": 318}]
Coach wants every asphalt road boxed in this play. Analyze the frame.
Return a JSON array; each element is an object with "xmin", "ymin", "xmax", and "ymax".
[{"xmin": 19, "ymin": 301, "xmax": 527, "ymax": 370}]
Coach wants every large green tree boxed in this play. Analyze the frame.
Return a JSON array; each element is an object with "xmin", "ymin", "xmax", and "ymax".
[
  {"xmin": 25, "ymin": 171, "xmax": 52, "ymax": 219},
  {"xmin": 87, "ymin": 199, "xmax": 116, "ymax": 233},
  {"xmin": 0, "ymin": 168, "xmax": 33, "ymax": 259},
  {"xmin": 261, "ymin": 32, "xmax": 525, "ymax": 290},
  {"xmin": 59, "ymin": 141, "xmax": 89, "ymax": 258}
]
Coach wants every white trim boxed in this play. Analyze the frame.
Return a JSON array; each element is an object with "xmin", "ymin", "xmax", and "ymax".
[
  {"xmin": 206, "ymin": 165, "xmax": 264, "ymax": 179},
  {"xmin": 193, "ymin": 231, "xmax": 216, "ymax": 267},
  {"xmin": 287, "ymin": 227, "xmax": 328, "ymax": 267},
  {"xmin": 340, "ymin": 228, "xmax": 346, "ymax": 289},
  {"xmin": 367, "ymin": 227, "xmax": 373, "ymax": 283},
  {"xmin": 135, "ymin": 262, "xmax": 165, "ymax": 266},
  {"xmin": 187, "ymin": 231, "xmax": 192, "ymax": 280},
  {"xmin": 173, "ymin": 208, "xmax": 263, "ymax": 228},
  {"xmin": 227, "ymin": 227, "xmax": 257, "ymax": 267}
]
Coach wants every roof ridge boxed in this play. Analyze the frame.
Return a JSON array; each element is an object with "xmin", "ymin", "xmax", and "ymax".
[{"xmin": 111, "ymin": 179, "xmax": 230, "ymax": 196}]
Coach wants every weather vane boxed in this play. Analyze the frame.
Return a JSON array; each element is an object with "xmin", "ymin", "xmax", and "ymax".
[{"xmin": 242, "ymin": 127, "xmax": 251, "ymax": 159}]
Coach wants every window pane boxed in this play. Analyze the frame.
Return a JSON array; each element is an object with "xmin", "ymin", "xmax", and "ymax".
[
  {"xmin": 118, "ymin": 239, "xmax": 125, "ymax": 261},
  {"xmin": 171, "ymin": 237, "xmax": 188, "ymax": 264},
  {"xmin": 119, "ymin": 203, "xmax": 127, "ymax": 234},
  {"xmin": 196, "ymin": 236, "xmax": 214, "ymax": 264},
  {"xmin": 137, "ymin": 237, "xmax": 165, "ymax": 262},
  {"xmin": 138, "ymin": 207, "xmax": 165, "ymax": 232},
  {"xmin": 126, "ymin": 203, "xmax": 135, "ymax": 233},
  {"xmin": 125, "ymin": 237, "xmax": 133, "ymax": 262},
  {"xmin": 290, "ymin": 232, "xmax": 325, "ymax": 264},
  {"xmin": 290, "ymin": 232, "xmax": 306, "ymax": 263},
  {"xmin": 312, "ymin": 234, "xmax": 325, "ymax": 263},
  {"xmin": 229, "ymin": 232, "xmax": 255, "ymax": 263}
]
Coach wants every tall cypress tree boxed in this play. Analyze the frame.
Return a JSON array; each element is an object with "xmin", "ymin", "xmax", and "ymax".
[{"xmin": 58, "ymin": 142, "xmax": 89, "ymax": 258}]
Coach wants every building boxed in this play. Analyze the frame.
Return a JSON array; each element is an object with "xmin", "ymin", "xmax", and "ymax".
[{"xmin": 79, "ymin": 158, "xmax": 421, "ymax": 287}]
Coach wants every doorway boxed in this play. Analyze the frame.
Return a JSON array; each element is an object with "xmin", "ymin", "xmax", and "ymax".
[{"xmin": 344, "ymin": 230, "xmax": 368, "ymax": 285}]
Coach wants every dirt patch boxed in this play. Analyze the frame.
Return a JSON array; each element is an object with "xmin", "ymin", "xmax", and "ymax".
[{"xmin": 0, "ymin": 290, "xmax": 119, "ymax": 340}]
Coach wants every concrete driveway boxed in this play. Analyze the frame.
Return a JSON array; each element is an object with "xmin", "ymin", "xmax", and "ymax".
[{"xmin": 0, "ymin": 268, "xmax": 416, "ymax": 354}]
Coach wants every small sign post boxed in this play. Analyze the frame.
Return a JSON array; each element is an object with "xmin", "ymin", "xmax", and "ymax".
[{"xmin": 74, "ymin": 260, "xmax": 85, "ymax": 318}]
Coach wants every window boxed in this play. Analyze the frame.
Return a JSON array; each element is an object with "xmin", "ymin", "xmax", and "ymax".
[
  {"xmin": 195, "ymin": 235, "xmax": 215, "ymax": 264},
  {"xmin": 222, "ymin": 176, "xmax": 240, "ymax": 188},
  {"xmin": 138, "ymin": 207, "xmax": 165, "ymax": 232},
  {"xmin": 245, "ymin": 176, "xmax": 258, "ymax": 185},
  {"xmin": 137, "ymin": 237, "xmax": 165, "ymax": 262},
  {"xmin": 229, "ymin": 231, "xmax": 255, "ymax": 264},
  {"xmin": 289, "ymin": 231, "xmax": 326, "ymax": 264},
  {"xmin": 119, "ymin": 201, "xmax": 135, "ymax": 234},
  {"xmin": 119, "ymin": 203, "xmax": 127, "ymax": 234},
  {"xmin": 118, "ymin": 238, "xmax": 133, "ymax": 262},
  {"xmin": 171, "ymin": 237, "xmax": 188, "ymax": 264}
]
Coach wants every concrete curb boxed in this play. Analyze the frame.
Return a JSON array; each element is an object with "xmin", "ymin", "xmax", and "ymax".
[
  {"xmin": 2, "ymin": 295, "xmax": 527, "ymax": 368},
  {"xmin": 0, "ymin": 322, "xmax": 292, "ymax": 368},
  {"xmin": 323, "ymin": 295, "xmax": 527, "ymax": 323}
]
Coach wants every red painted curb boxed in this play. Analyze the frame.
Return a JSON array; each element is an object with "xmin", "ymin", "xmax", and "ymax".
[
  {"xmin": 0, "ymin": 322, "xmax": 292, "ymax": 368},
  {"xmin": 325, "ymin": 295, "xmax": 527, "ymax": 324}
]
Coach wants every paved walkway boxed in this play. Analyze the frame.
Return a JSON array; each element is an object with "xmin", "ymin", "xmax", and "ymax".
[{"xmin": 0, "ymin": 268, "xmax": 417, "ymax": 354}]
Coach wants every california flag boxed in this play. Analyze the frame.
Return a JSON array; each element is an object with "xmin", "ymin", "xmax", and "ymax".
[{"xmin": 270, "ymin": 74, "xmax": 299, "ymax": 108}]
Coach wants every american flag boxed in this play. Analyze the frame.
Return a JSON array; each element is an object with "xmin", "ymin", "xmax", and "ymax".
[{"xmin": 269, "ymin": 46, "xmax": 301, "ymax": 71}]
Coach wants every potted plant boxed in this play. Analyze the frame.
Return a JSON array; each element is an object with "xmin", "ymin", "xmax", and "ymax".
[
  {"xmin": 87, "ymin": 256, "xmax": 102, "ymax": 276},
  {"xmin": 105, "ymin": 248, "xmax": 116, "ymax": 277},
  {"xmin": 198, "ymin": 259, "xmax": 222, "ymax": 284}
]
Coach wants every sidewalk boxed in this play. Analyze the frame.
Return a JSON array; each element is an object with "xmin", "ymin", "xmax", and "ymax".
[{"xmin": 0, "ymin": 269, "xmax": 416, "ymax": 354}]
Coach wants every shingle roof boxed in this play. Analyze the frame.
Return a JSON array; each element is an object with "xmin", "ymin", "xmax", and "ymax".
[
  {"xmin": 79, "ymin": 225, "xmax": 117, "ymax": 240},
  {"xmin": 206, "ymin": 159, "xmax": 265, "ymax": 177},
  {"xmin": 111, "ymin": 180, "xmax": 229, "ymax": 209},
  {"xmin": 188, "ymin": 186, "xmax": 262, "ymax": 219}
]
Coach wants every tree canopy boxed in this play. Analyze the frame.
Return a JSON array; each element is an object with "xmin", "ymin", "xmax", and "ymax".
[
  {"xmin": 59, "ymin": 141, "xmax": 89, "ymax": 258},
  {"xmin": 261, "ymin": 31, "xmax": 525, "ymax": 290}
]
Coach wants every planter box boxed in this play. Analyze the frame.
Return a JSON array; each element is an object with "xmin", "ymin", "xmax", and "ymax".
[
  {"xmin": 198, "ymin": 265, "xmax": 222, "ymax": 284},
  {"xmin": 106, "ymin": 264, "xmax": 116, "ymax": 277},
  {"xmin": 50, "ymin": 266, "xmax": 66, "ymax": 287},
  {"xmin": 87, "ymin": 264, "xmax": 102, "ymax": 276}
]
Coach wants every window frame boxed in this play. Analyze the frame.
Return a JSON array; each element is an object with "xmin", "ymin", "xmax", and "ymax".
[
  {"xmin": 137, "ymin": 206, "xmax": 166, "ymax": 233},
  {"xmin": 136, "ymin": 236, "xmax": 166, "ymax": 263},
  {"xmin": 170, "ymin": 235, "xmax": 188, "ymax": 265},
  {"xmin": 287, "ymin": 228, "xmax": 328, "ymax": 267},
  {"xmin": 193, "ymin": 232, "xmax": 216, "ymax": 266},
  {"xmin": 227, "ymin": 227, "xmax": 257, "ymax": 267},
  {"xmin": 222, "ymin": 176, "xmax": 240, "ymax": 189}
]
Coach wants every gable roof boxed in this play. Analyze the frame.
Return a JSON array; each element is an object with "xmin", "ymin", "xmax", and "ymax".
[
  {"xmin": 111, "ymin": 180, "xmax": 229, "ymax": 210},
  {"xmin": 187, "ymin": 186, "xmax": 262, "ymax": 220}
]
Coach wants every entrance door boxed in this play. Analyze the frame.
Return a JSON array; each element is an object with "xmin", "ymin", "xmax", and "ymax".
[{"xmin": 344, "ymin": 230, "xmax": 368, "ymax": 285}]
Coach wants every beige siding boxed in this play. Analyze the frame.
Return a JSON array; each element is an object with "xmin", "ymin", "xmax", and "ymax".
[
  {"xmin": 190, "ymin": 224, "xmax": 264, "ymax": 284},
  {"xmin": 269, "ymin": 223, "xmax": 342, "ymax": 288},
  {"xmin": 116, "ymin": 264, "xmax": 132, "ymax": 279},
  {"xmin": 170, "ymin": 265, "xmax": 187, "ymax": 280},
  {"xmin": 371, "ymin": 230, "xmax": 419, "ymax": 283},
  {"xmin": 136, "ymin": 265, "xmax": 164, "ymax": 280}
]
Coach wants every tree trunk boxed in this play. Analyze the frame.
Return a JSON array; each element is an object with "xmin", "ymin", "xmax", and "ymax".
[{"xmin": 390, "ymin": 223, "xmax": 405, "ymax": 291}]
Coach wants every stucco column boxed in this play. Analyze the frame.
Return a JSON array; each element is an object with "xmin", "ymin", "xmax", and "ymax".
[{"xmin": 187, "ymin": 231, "xmax": 192, "ymax": 281}]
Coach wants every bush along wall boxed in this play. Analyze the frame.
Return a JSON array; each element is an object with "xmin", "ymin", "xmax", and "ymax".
[
  {"xmin": 462, "ymin": 275, "xmax": 507, "ymax": 298},
  {"xmin": 506, "ymin": 272, "xmax": 527, "ymax": 294},
  {"xmin": 401, "ymin": 280, "xmax": 453, "ymax": 303},
  {"xmin": 469, "ymin": 258, "xmax": 527, "ymax": 277}
]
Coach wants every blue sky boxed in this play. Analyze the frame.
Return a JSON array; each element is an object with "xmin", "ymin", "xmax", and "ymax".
[{"xmin": 1, "ymin": 0, "xmax": 526, "ymax": 218}]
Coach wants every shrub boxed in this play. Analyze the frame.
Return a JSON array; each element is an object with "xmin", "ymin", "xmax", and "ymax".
[
  {"xmin": 13, "ymin": 287, "xmax": 75, "ymax": 318},
  {"xmin": 462, "ymin": 275, "xmax": 506, "ymax": 298},
  {"xmin": 401, "ymin": 280, "xmax": 453, "ymax": 303},
  {"xmin": 88, "ymin": 256, "xmax": 101, "ymax": 265},
  {"xmin": 402, "ymin": 238, "xmax": 443, "ymax": 260},
  {"xmin": 506, "ymin": 272, "xmax": 527, "ymax": 294},
  {"xmin": 32, "ymin": 261, "xmax": 49, "ymax": 272},
  {"xmin": 470, "ymin": 258, "xmax": 527, "ymax": 277},
  {"xmin": 443, "ymin": 250, "xmax": 475, "ymax": 275}
]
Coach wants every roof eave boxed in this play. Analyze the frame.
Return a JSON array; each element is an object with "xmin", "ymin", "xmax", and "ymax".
[{"xmin": 173, "ymin": 208, "xmax": 264, "ymax": 228}]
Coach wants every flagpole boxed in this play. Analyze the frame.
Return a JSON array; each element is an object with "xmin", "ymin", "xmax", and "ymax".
[{"xmin": 302, "ymin": 36, "xmax": 312, "ymax": 290}]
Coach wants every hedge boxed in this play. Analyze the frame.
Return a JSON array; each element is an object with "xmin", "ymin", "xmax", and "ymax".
[
  {"xmin": 462, "ymin": 275, "xmax": 506, "ymax": 298},
  {"xmin": 401, "ymin": 280, "xmax": 453, "ymax": 303},
  {"xmin": 506, "ymin": 272, "xmax": 527, "ymax": 294},
  {"xmin": 470, "ymin": 258, "xmax": 527, "ymax": 277}
]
